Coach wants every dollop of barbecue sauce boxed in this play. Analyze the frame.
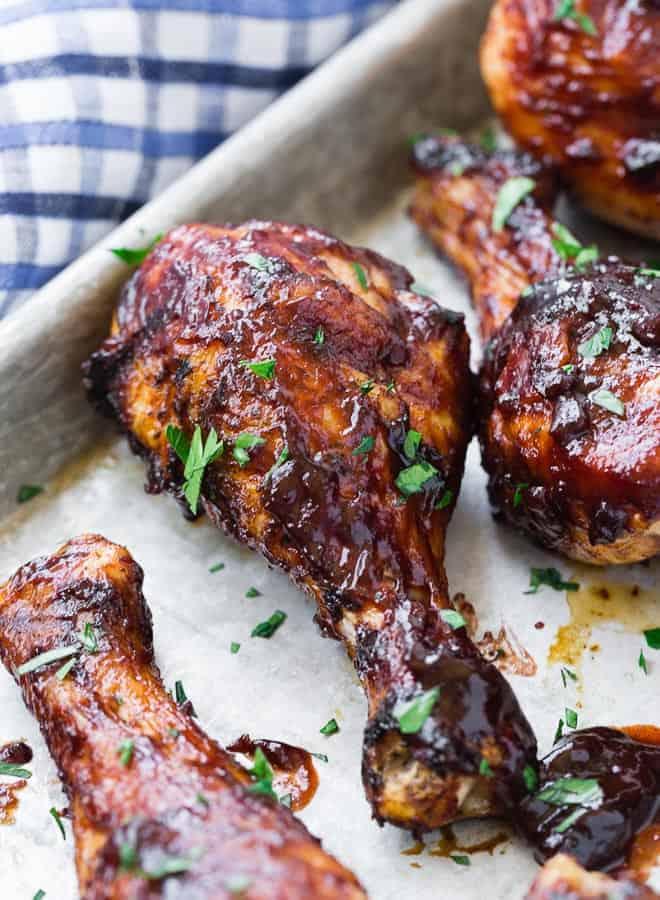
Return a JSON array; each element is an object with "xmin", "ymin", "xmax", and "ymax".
[
  {"xmin": 228, "ymin": 735, "xmax": 319, "ymax": 811},
  {"xmin": 517, "ymin": 727, "xmax": 660, "ymax": 872}
]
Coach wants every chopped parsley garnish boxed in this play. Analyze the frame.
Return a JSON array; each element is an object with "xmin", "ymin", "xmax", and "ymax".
[
  {"xmin": 230, "ymin": 642, "xmax": 241, "ymax": 654},
  {"xmin": 267, "ymin": 446, "xmax": 289, "ymax": 478},
  {"xmin": 111, "ymin": 233, "xmax": 163, "ymax": 265},
  {"xmin": 360, "ymin": 379, "xmax": 375, "ymax": 395},
  {"xmin": 395, "ymin": 461, "xmax": 439, "ymax": 497},
  {"xmin": 479, "ymin": 758, "xmax": 494, "ymax": 778},
  {"xmin": 644, "ymin": 628, "xmax": 660, "ymax": 649},
  {"xmin": 403, "ymin": 429, "xmax": 422, "ymax": 460},
  {"xmin": 77, "ymin": 623, "xmax": 99, "ymax": 654},
  {"xmin": 537, "ymin": 777, "xmax": 604, "ymax": 833},
  {"xmin": 448, "ymin": 161, "xmax": 465, "ymax": 176},
  {"xmin": 232, "ymin": 432, "xmax": 265, "ymax": 468},
  {"xmin": 143, "ymin": 855, "xmax": 202, "ymax": 880},
  {"xmin": 314, "ymin": 326, "xmax": 325, "ymax": 346},
  {"xmin": 239, "ymin": 358, "xmax": 276, "ymax": 380},
  {"xmin": 440, "ymin": 609, "xmax": 467, "ymax": 630},
  {"xmin": 386, "ymin": 381, "xmax": 395, "ymax": 393},
  {"xmin": 245, "ymin": 586, "xmax": 260, "ymax": 598},
  {"xmin": 247, "ymin": 747, "xmax": 277, "ymax": 799},
  {"xmin": 513, "ymin": 482, "xmax": 529, "ymax": 508},
  {"xmin": 394, "ymin": 687, "xmax": 440, "ymax": 734},
  {"xmin": 578, "ymin": 326, "xmax": 613, "ymax": 359},
  {"xmin": 167, "ymin": 728, "xmax": 180, "ymax": 738},
  {"xmin": 451, "ymin": 855, "xmax": 470, "ymax": 866},
  {"xmin": 352, "ymin": 261, "xmax": 369, "ymax": 290},
  {"xmin": 565, "ymin": 707, "xmax": 578, "ymax": 729},
  {"xmin": 525, "ymin": 567, "xmax": 579, "ymax": 594},
  {"xmin": 561, "ymin": 667, "xmax": 577, "ymax": 688},
  {"xmin": 33, "ymin": 891, "xmax": 46, "ymax": 900},
  {"xmin": 243, "ymin": 253, "xmax": 270, "ymax": 272},
  {"xmin": 50, "ymin": 807, "xmax": 66, "ymax": 840},
  {"xmin": 196, "ymin": 793, "xmax": 209, "ymax": 806},
  {"xmin": 435, "ymin": 489, "xmax": 453, "ymax": 510},
  {"xmin": 174, "ymin": 680, "xmax": 191, "ymax": 708},
  {"xmin": 480, "ymin": 124, "xmax": 498, "ymax": 152},
  {"xmin": 554, "ymin": 718, "xmax": 564, "ymax": 743},
  {"xmin": 226, "ymin": 875, "xmax": 252, "ymax": 895},
  {"xmin": 639, "ymin": 650, "xmax": 648, "ymax": 675},
  {"xmin": 166, "ymin": 424, "xmax": 224, "ymax": 514},
  {"xmin": 119, "ymin": 841, "xmax": 202, "ymax": 880},
  {"xmin": 523, "ymin": 764, "xmax": 538, "ymax": 792},
  {"xmin": 117, "ymin": 739, "xmax": 134, "ymax": 767},
  {"xmin": 553, "ymin": 0, "xmax": 597, "ymax": 35},
  {"xmin": 492, "ymin": 176, "xmax": 535, "ymax": 232},
  {"xmin": 209, "ymin": 562, "xmax": 225, "ymax": 573},
  {"xmin": 252, "ymin": 610, "xmax": 287, "ymax": 638},
  {"xmin": 55, "ymin": 657, "xmax": 77, "ymax": 681},
  {"xmin": 591, "ymin": 388, "xmax": 625, "ymax": 417},
  {"xmin": 353, "ymin": 435, "xmax": 375, "ymax": 456},
  {"xmin": 562, "ymin": 364, "xmax": 575, "ymax": 374},
  {"xmin": 410, "ymin": 281, "xmax": 433, "ymax": 296},
  {"xmin": 311, "ymin": 751, "xmax": 328, "ymax": 763},
  {"xmin": 551, "ymin": 222, "xmax": 598, "ymax": 268},
  {"xmin": 17, "ymin": 484, "xmax": 43, "ymax": 503},
  {"xmin": 539, "ymin": 777, "xmax": 603, "ymax": 807},
  {"xmin": 17, "ymin": 645, "xmax": 79, "ymax": 677},
  {"xmin": 0, "ymin": 762, "xmax": 32, "ymax": 779},
  {"xmin": 320, "ymin": 718, "xmax": 339, "ymax": 736}
]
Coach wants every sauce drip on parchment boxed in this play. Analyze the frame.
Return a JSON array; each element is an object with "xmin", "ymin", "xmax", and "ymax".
[
  {"xmin": 228, "ymin": 735, "xmax": 319, "ymax": 811},
  {"xmin": 0, "ymin": 741, "xmax": 32, "ymax": 825},
  {"xmin": 548, "ymin": 579, "xmax": 658, "ymax": 668},
  {"xmin": 402, "ymin": 825, "xmax": 509, "ymax": 859}
]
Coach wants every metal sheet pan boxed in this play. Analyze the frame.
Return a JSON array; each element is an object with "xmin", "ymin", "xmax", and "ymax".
[{"xmin": 0, "ymin": 0, "xmax": 658, "ymax": 896}]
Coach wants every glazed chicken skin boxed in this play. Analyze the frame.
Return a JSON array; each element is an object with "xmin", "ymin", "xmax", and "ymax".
[
  {"xmin": 411, "ymin": 136, "xmax": 561, "ymax": 342},
  {"xmin": 481, "ymin": 0, "xmax": 660, "ymax": 239},
  {"xmin": 525, "ymin": 855, "xmax": 658, "ymax": 900},
  {"xmin": 83, "ymin": 221, "xmax": 538, "ymax": 832},
  {"xmin": 0, "ymin": 535, "xmax": 365, "ymax": 899},
  {"xmin": 411, "ymin": 136, "xmax": 660, "ymax": 564}
]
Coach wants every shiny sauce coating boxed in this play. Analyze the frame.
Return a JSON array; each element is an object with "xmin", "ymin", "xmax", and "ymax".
[{"xmin": 518, "ymin": 727, "xmax": 660, "ymax": 872}]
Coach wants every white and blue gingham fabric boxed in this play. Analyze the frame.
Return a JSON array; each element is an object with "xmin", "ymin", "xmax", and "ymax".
[{"xmin": 0, "ymin": 0, "xmax": 397, "ymax": 318}]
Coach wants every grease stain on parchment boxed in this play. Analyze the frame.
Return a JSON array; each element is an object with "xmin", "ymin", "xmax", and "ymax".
[{"xmin": 548, "ymin": 579, "xmax": 659, "ymax": 669}]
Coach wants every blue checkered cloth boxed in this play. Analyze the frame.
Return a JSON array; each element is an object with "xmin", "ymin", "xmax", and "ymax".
[{"xmin": 0, "ymin": 0, "xmax": 396, "ymax": 318}]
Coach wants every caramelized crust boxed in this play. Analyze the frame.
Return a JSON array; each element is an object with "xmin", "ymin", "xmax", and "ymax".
[
  {"xmin": 480, "ymin": 261, "xmax": 660, "ymax": 563},
  {"xmin": 481, "ymin": 0, "xmax": 660, "ymax": 239},
  {"xmin": 525, "ymin": 854, "xmax": 658, "ymax": 899},
  {"xmin": 0, "ymin": 535, "xmax": 365, "ymax": 899},
  {"xmin": 410, "ymin": 136, "xmax": 561, "ymax": 341},
  {"xmin": 411, "ymin": 137, "xmax": 660, "ymax": 564},
  {"xmin": 83, "ymin": 221, "xmax": 537, "ymax": 831}
]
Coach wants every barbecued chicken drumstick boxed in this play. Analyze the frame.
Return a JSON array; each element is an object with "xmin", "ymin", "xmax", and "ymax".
[
  {"xmin": 0, "ymin": 534, "xmax": 365, "ymax": 900},
  {"xmin": 525, "ymin": 855, "xmax": 658, "ymax": 900},
  {"xmin": 83, "ymin": 221, "xmax": 537, "ymax": 832},
  {"xmin": 411, "ymin": 137, "xmax": 660, "ymax": 564},
  {"xmin": 411, "ymin": 136, "xmax": 561, "ymax": 342},
  {"xmin": 481, "ymin": 0, "xmax": 660, "ymax": 240}
]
